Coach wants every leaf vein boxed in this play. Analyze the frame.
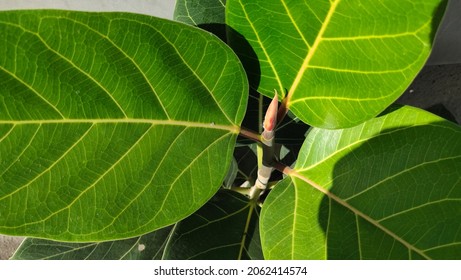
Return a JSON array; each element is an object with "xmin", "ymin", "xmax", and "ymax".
[
  {"xmin": 286, "ymin": 0, "xmax": 341, "ymax": 106},
  {"xmin": 237, "ymin": 0, "xmax": 284, "ymax": 95},
  {"xmin": 0, "ymin": 66, "xmax": 66, "ymax": 119},
  {"xmin": 345, "ymin": 155, "xmax": 461, "ymax": 202},
  {"xmin": 0, "ymin": 124, "xmax": 41, "ymax": 178},
  {"xmin": 0, "ymin": 124, "xmax": 93, "ymax": 202}
]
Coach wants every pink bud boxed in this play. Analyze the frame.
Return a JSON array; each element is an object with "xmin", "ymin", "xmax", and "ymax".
[{"xmin": 263, "ymin": 93, "xmax": 278, "ymax": 132}]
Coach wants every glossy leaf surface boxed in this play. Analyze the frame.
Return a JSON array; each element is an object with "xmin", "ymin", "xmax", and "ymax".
[
  {"xmin": 261, "ymin": 106, "xmax": 461, "ymax": 259},
  {"xmin": 11, "ymin": 226, "xmax": 172, "ymax": 260},
  {"xmin": 164, "ymin": 190, "xmax": 262, "ymax": 260},
  {"xmin": 227, "ymin": 0, "xmax": 447, "ymax": 128},
  {"xmin": 0, "ymin": 10, "xmax": 248, "ymax": 241}
]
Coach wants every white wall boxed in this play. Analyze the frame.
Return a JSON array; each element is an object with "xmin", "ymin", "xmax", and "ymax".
[{"xmin": 0, "ymin": 0, "xmax": 175, "ymax": 19}]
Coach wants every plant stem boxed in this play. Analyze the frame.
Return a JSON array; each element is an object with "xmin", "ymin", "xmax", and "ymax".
[
  {"xmin": 239, "ymin": 128, "xmax": 261, "ymax": 142},
  {"xmin": 273, "ymin": 161, "xmax": 293, "ymax": 176},
  {"xmin": 231, "ymin": 186, "xmax": 251, "ymax": 196},
  {"xmin": 257, "ymin": 93, "xmax": 264, "ymax": 169},
  {"xmin": 258, "ymin": 93, "xmax": 264, "ymax": 134},
  {"xmin": 248, "ymin": 187, "xmax": 262, "ymax": 201},
  {"xmin": 249, "ymin": 95, "xmax": 278, "ymax": 199}
]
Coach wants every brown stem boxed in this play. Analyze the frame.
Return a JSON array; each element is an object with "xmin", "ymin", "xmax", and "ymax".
[
  {"xmin": 239, "ymin": 128, "xmax": 261, "ymax": 142},
  {"xmin": 273, "ymin": 161, "xmax": 293, "ymax": 176}
]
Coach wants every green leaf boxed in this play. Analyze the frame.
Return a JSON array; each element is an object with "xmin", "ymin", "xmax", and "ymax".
[
  {"xmin": 226, "ymin": 0, "xmax": 447, "ymax": 128},
  {"xmin": 0, "ymin": 10, "xmax": 248, "ymax": 241},
  {"xmin": 174, "ymin": 0, "xmax": 228, "ymax": 44},
  {"xmin": 13, "ymin": 191, "xmax": 264, "ymax": 260},
  {"xmin": 261, "ymin": 106, "xmax": 461, "ymax": 259},
  {"xmin": 11, "ymin": 226, "xmax": 173, "ymax": 260},
  {"xmin": 163, "ymin": 190, "xmax": 262, "ymax": 259},
  {"xmin": 222, "ymin": 158, "xmax": 239, "ymax": 189},
  {"xmin": 233, "ymin": 144, "xmax": 258, "ymax": 185},
  {"xmin": 174, "ymin": 0, "xmax": 226, "ymax": 26}
]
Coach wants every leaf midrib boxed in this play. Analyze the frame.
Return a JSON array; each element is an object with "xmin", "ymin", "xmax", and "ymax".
[
  {"xmin": 285, "ymin": 0, "xmax": 341, "ymax": 107},
  {"xmin": 0, "ymin": 119, "xmax": 239, "ymax": 133}
]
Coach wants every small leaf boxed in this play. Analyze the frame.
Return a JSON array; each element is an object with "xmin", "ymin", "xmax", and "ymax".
[
  {"xmin": 0, "ymin": 10, "xmax": 248, "ymax": 241},
  {"xmin": 11, "ymin": 226, "xmax": 173, "ymax": 260},
  {"xmin": 163, "ymin": 190, "xmax": 262, "ymax": 260},
  {"xmin": 227, "ymin": 0, "xmax": 447, "ymax": 128},
  {"xmin": 261, "ymin": 106, "xmax": 461, "ymax": 259}
]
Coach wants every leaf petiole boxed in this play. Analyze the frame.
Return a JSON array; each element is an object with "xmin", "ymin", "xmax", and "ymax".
[{"xmin": 239, "ymin": 128, "xmax": 261, "ymax": 142}]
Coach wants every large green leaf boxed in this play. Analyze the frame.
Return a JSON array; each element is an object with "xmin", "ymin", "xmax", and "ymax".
[
  {"xmin": 11, "ymin": 226, "xmax": 173, "ymax": 260},
  {"xmin": 0, "ymin": 10, "xmax": 248, "ymax": 241},
  {"xmin": 163, "ymin": 190, "xmax": 262, "ymax": 260},
  {"xmin": 226, "ymin": 0, "xmax": 447, "ymax": 128},
  {"xmin": 260, "ymin": 106, "xmax": 461, "ymax": 259}
]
